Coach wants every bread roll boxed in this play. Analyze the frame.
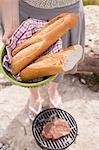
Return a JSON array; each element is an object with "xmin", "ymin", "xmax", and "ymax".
[
  {"xmin": 11, "ymin": 13, "xmax": 78, "ymax": 75},
  {"xmin": 20, "ymin": 45, "xmax": 83, "ymax": 81}
]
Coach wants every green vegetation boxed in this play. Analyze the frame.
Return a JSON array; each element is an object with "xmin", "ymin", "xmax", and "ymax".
[{"xmin": 83, "ymin": 0, "xmax": 99, "ymax": 5}]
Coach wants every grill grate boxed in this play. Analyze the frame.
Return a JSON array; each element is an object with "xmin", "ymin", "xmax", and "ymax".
[{"xmin": 32, "ymin": 108, "xmax": 78, "ymax": 150}]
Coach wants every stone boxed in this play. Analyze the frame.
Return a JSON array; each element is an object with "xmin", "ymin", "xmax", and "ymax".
[
  {"xmin": 0, "ymin": 143, "xmax": 3, "ymax": 148},
  {"xmin": 80, "ymin": 78, "xmax": 86, "ymax": 84},
  {"xmin": 2, "ymin": 146, "xmax": 6, "ymax": 150},
  {"xmin": 2, "ymin": 144, "xmax": 9, "ymax": 150}
]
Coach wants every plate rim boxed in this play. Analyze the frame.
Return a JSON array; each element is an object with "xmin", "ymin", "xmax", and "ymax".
[{"xmin": 0, "ymin": 44, "xmax": 57, "ymax": 88}]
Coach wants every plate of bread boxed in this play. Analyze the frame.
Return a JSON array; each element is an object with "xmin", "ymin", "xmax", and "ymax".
[
  {"xmin": 0, "ymin": 42, "xmax": 56, "ymax": 88},
  {"xmin": 0, "ymin": 13, "xmax": 83, "ymax": 88}
]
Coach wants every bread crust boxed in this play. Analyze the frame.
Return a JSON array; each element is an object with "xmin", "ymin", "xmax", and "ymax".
[
  {"xmin": 20, "ymin": 45, "xmax": 83, "ymax": 81},
  {"xmin": 11, "ymin": 13, "xmax": 78, "ymax": 75}
]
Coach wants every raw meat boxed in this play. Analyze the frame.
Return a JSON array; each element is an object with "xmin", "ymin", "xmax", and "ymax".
[{"xmin": 42, "ymin": 118, "xmax": 70, "ymax": 140}]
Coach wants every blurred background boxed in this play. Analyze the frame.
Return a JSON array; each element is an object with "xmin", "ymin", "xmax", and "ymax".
[{"xmin": 83, "ymin": 0, "xmax": 99, "ymax": 5}]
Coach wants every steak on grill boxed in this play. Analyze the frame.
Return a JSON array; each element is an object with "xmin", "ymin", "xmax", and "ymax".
[{"xmin": 42, "ymin": 118, "xmax": 70, "ymax": 140}]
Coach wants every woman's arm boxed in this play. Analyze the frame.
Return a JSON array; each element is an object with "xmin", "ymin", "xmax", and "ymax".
[{"xmin": 1, "ymin": 0, "xmax": 19, "ymax": 44}]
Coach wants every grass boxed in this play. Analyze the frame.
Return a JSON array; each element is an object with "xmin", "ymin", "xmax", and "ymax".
[{"xmin": 83, "ymin": 0, "xmax": 99, "ymax": 5}]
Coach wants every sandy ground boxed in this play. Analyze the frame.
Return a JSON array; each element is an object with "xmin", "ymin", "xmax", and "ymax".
[{"xmin": 0, "ymin": 75, "xmax": 99, "ymax": 150}]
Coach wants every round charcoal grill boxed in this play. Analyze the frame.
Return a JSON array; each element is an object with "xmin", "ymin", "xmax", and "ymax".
[{"xmin": 32, "ymin": 108, "xmax": 78, "ymax": 150}]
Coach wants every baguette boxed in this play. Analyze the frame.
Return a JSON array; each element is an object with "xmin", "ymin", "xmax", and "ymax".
[
  {"xmin": 12, "ymin": 13, "xmax": 77, "ymax": 56},
  {"xmin": 11, "ymin": 13, "xmax": 78, "ymax": 75},
  {"xmin": 20, "ymin": 45, "xmax": 83, "ymax": 81}
]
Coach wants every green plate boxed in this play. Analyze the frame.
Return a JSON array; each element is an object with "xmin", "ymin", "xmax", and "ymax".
[{"xmin": 0, "ymin": 41, "xmax": 56, "ymax": 88}]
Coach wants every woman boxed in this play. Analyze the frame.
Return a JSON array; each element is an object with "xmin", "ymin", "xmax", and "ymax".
[{"xmin": 1, "ymin": 0, "xmax": 85, "ymax": 121}]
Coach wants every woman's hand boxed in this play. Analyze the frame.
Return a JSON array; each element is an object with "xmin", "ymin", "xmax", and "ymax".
[
  {"xmin": 2, "ymin": 31, "xmax": 12, "ymax": 45},
  {"xmin": 2, "ymin": 23, "xmax": 19, "ymax": 45}
]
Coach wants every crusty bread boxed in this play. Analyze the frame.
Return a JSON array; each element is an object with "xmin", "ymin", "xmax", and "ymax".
[
  {"xmin": 12, "ymin": 13, "xmax": 77, "ymax": 56},
  {"xmin": 11, "ymin": 13, "xmax": 78, "ymax": 75},
  {"xmin": 20, "ymin": 45, "xmax": 83, "ymax": 81}
]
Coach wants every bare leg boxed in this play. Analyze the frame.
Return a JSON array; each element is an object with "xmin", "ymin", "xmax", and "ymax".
[
  {"xmin": 48, "ymin": 82, "xmax": 63, "ymax": 108},
  {"xmin": 29, "ymin": 88, "xmax": 42, "ymax": 121},
  {"xmin": 29, "ymin": 88, "xmax": 41, "ymax": 110}
]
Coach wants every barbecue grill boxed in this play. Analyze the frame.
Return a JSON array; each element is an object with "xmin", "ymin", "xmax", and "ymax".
[{"xmin": 32, "ymin": 108, "xmax": 78, "ymax": 150}]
